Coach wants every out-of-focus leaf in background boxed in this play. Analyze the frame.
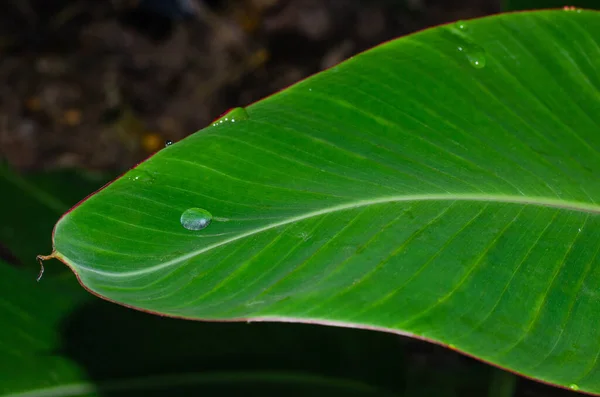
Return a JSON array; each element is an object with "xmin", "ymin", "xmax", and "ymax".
[{"xmin": 0, "ymin": 162, "xmax": 113, "ymax": 275}]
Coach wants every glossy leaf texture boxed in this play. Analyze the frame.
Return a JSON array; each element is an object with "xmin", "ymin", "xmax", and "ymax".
[
  {"xmin": 49, "ymin": 10, "xmax": 600, "ymax": 394},
  {"xmin": 1, "ymin": 168, "xmax": 427, "ymax": 397},
  {"xmin": 1, "ymin": 168, "xmax": 442, "ymax": 397}
]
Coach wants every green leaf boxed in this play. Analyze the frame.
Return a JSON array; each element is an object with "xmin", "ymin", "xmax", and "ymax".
[
  {"xmin": 47, "ymin": 10, "xmax": 600, "ymax": 394},
  {"xmin": 1, "ymin": 167, "xmax": 483, "ymax": 396},
  {"xmin": 0, "ymin": 163, "xmax": 112, "ymax": 272},
  {"xmin": 0, "ymin": 173, "xmax": 483, "ymax": 394},
  {"xmin": 0, "ymin": 262, "xmax": 90, "ymax": 394},
  {"xmin": 4, "ymin": 260, "xmax": 469, "ymax": 397}
]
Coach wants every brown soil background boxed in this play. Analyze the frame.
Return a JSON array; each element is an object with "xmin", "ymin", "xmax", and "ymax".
[{"xmin": 0, "ymin": 0, "xmax": 500, "ymax": 172}]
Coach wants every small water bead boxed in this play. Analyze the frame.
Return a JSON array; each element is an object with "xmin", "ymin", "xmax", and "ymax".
[
  {"xmin": 297, "ymin": 232, "xmax": 311, "ymax": 241},
  {"xmin": 128, "ymin": 169, "xmax": 154, "ymax": 183},
  {"xmin": 458, "ymin": 44, "xmax": 486, "ymax": 69},
  {"xmin": 569, "ymin": 384, "xmax": 580, "ymax": 391},
  {"xmin": 211, "ymin": 107, "xmax": 249, "ymax": 127},
  {"xmin": 455, "ymin": 20, "xmax": 468, "ymax": 31},
  {"xmin": 449, "ymin": 22, "xmax": 486, "ymax": 69},
  {"xmin": 180, "ymin": 208, "xmax": 213, "ymax": 231},
  {"xmin": 165, "ymin": 140, "xmax": 173, "ymax": 147},
  {"xmin": 229, "ymin": 107, "xmax": 250, "ymax": 121}
]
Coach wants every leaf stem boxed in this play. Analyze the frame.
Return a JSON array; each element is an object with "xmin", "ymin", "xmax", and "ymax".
[{"xmin": 36, "ymin": 252, "xmax": 57, "ymax": 282}]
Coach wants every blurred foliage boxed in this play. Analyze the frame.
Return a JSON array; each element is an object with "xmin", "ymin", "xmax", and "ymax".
[
  {"xmin": 504, "ymin": 0, "xmax": 598, "ymax": 10},
  {"xmin": 0, "ymin": 162, "xmax": 114, "ymax": 274}
]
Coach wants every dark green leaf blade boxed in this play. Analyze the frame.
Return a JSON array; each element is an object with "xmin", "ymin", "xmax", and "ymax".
[
  {"xmin": 0, "ymin": 163, "xmax": 112, "ymax": 271},
  {"xmin": 49, "ymin": 10, "xmax": 600, "ymax": 394},
  {"xmin": 1, "ymin": 260, "xmax": 421, "ymax": 396},
  {"xmin": 0, "ymin": 261, "xmax": 89, "ymax": 394}
]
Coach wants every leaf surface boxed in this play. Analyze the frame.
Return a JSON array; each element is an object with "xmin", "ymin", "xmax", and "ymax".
[
  {"xmin": 49, "ymin": 10, "xmax": 600, "ymax": 394},
  {"xmin": 0, "ymin": 167, "xmax": 447, "ymax": 397},
  {"xmin": 1, "ymin": 261, "xmax": 416, "ymax": 396}
]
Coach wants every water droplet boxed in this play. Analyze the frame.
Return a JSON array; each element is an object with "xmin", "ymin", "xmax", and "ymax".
[
  {"xmin": 128, "ymin": 169, "xmax": 154, "ymax": 183},
  {"xmin": 449, "ymin": 23, "xmax": 486, "ymax": 70},
  {"xmin": 297, "ymin": 232, "xmax": 311, "ymax": 241},
  {"xmin": 211, "ymin": 107, "xmax": 249, "ymax": 126},
  {"xmin": 180, "ymin": 208, "xmax": 213, "ymax": 231},
  {"xmin": 455, "ymin": 20, "xmax": 468, "ymax": 31},
  {"xmin": 165, "ymin": 140, "xmax": 173, "ymax": 147},
  {"xmin": 569, "ymin": 384, "xmax": 579, "ymax": 391},
  {"xmin": 458, "ymin": 44, "xmax": 486, "ymax": 69}
]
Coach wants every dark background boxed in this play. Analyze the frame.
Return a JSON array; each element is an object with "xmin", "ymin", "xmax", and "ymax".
[{"xmin": 0, "ymin": 0, "xmax": 500, "ymax": 172}]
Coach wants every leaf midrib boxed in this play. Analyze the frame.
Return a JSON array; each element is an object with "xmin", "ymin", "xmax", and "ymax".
[{"xmin": 60, "ymin": 193, "xmax": 600, "ymax": 278}]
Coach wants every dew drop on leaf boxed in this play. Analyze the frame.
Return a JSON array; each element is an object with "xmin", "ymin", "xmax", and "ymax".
[
  {"xmin": 128, "ymin": 169, "xmax": 154, "ymax": 183},
  {"xmin": 212, "ymin": 107, "xmax": 249, "ymax": 126},
  {"xmin": 180, "ymin": 208, "xmax": 213, "ymax": 231},
  {"xmin": 569, "ymin": 384, "xmax": 579, "ymax": 391},
  {"xmin": 455, "ymin": 20, "xmax": 468, "ymax": 31},
  {"xmin": 449, "ymin": 22, "xmax": 486, "ymax": 70},
  {"xmin": 165, "ymin": 140, "xmax": 174, "ymax": 147},
  {"xmin": 458, "ymin": 44, "xmax": 486, "ymax": 69}
]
